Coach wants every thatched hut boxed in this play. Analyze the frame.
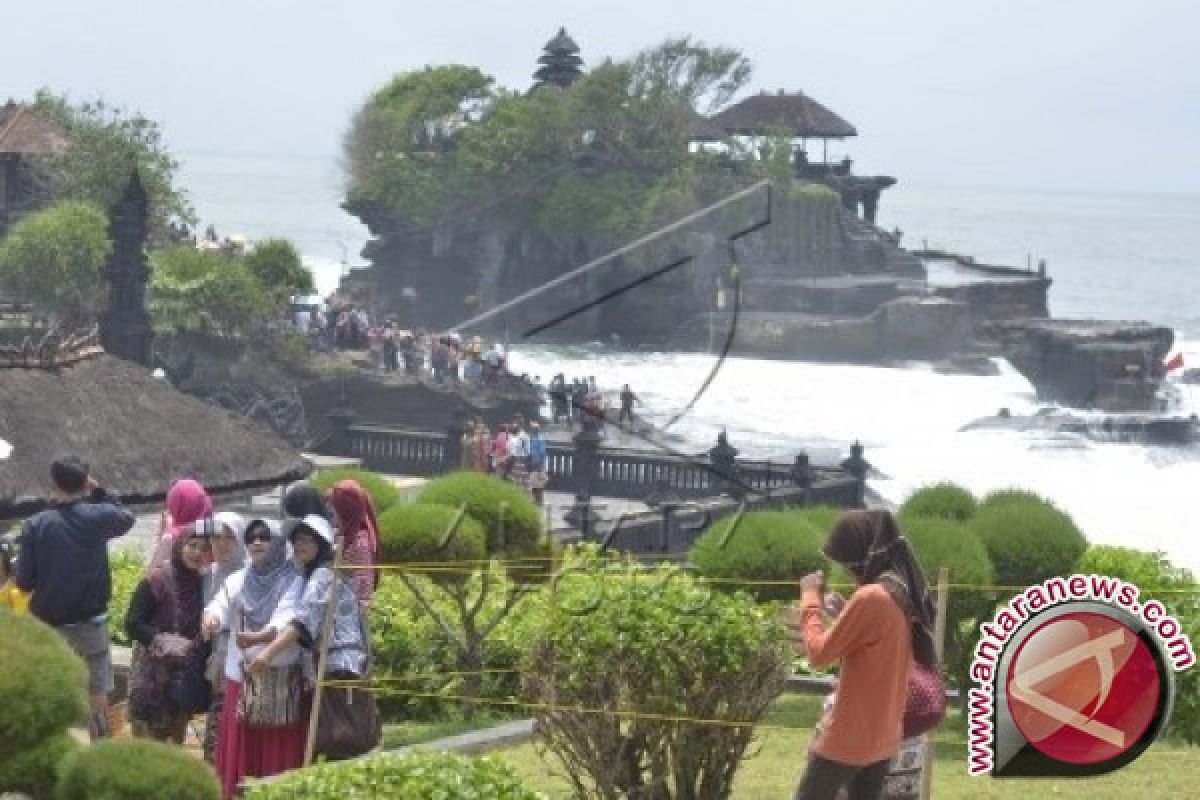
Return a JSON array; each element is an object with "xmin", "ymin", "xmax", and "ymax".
[
  {"xmin": 0, "ymin": 102, "xmax": 69, "ymax": 234},
  {"xmin": 711, "ymin": 89, "xmax": 857, "ymax": 163},
  {"xmin": 0, "ymin": 353, "xmax": 310, "ymax": 520}
]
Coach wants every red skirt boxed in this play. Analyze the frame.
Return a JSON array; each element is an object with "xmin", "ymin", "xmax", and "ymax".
[{"xmin": 215, "ymin": 679, "xmax": 309, "ymax": 800}]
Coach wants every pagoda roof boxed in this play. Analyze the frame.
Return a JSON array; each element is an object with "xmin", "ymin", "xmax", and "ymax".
[
  {"xmin": 543, "ymin": 27, "xmax": 580, "ymax": 54},
  {"xmin": 711, "ymin": 89, "xmax": 857, "ymax": 139},
  {"xmin": 0, "ymin": 354, "xmax": 310, "ymax": 520},
  {"xmin": 0, "ymin": 102, "xmax": 69, "ymax": 156}
]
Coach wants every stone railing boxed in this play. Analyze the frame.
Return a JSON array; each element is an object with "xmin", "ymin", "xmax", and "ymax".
[{"xmin": 326, "ymin": 417, "xmax": 867, "ymax": 508}]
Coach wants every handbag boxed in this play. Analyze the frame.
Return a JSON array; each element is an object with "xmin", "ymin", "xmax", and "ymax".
[
  {"xmin": 903, "ymin": 662, "xmax": 947, "ymax": 738},
  {"xmin": 236, "ymin": 610, "xmax": 305, "ymax": 727},
  {"xmin": 313, "ymin": 583, "xmax": 382, "ymax": 760},
  {"xmin": 167, "ymin": 637, "xmax": 213, "ymax": 715}
]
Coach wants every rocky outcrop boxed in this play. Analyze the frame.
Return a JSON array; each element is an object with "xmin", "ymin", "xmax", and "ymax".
[{"xmin": 986, "ymin": 319, "xmax": 1174, "ymax": 411}]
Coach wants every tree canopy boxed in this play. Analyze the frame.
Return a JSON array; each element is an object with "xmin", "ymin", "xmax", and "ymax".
[
  {"xmin": 0, "ymin": 200, "xmax": 112, "ymax": 324},
  {"xmin": 341, "ymin": 37, "xmax": 761, "ymax": 242},
  {"xmin": 26, "ymin": 90, "xmax": 194, "ymax": 242}
]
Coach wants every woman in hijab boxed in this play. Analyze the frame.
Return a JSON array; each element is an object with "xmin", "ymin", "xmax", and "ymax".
[
  {"xmin": 790, "ymin": 510, "xmax": 936, "ymax": 800},
  {"xmin": 327, "ymin": 480, "xmax": 380, "ymax": 610},
  {"xmin": 201, "ymin": 512, "xmax": 247, "ymax": 764},
  {"xmin": 202, "ymin": 519, "xmax": 304, "ymax": 800},
  {"xmin": 125, "ymin": 527, "xmax": 212, "ymax": 743},
  {"xmin": 282, "ymin": 481, "xmax": 331, "ymax": 522},
  {"xmin": 146, "ymin": 478, "xmax": 213, "ymax": 571}
]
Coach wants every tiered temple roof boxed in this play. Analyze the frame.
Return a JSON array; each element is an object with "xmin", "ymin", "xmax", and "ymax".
[{"xmin": 532, "ymin": 27, "xmax": 584, "ymax": 90}]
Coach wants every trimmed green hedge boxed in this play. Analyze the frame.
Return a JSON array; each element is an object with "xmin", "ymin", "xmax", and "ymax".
[
  {"xmin": 690, "ymin": 510, "xmax": 828, "ymax": 603},
  {"xmin": 241, "ymin": 752, "xmax": 545, "ymax": 799},
  {"xmin": 417, "ymin": 471, "xmax": 542, "ymax": 556},
  {"xmin": 901, "ymin": 483, "xmax": 977, "ymax": 522},
  {"xmin": 0, "ymin": 731, "xmax": 79, "ymax": 799},
  {"xmin": 970, "ymin": 492, "xmax": 1086, "ymax": 586},
  {"xmin": 56, "ymin": 739, "xmax": 220, "ymax": 800},
  {"xmin": 899, "ymin": 514, "xmax": 994, "ymax": 622},
  {"xmin": 309, "ymin": 468, "xmax": 400, "ymax": 513},
  {"xmin": 377, "ymin": 503, "xmax": 487, "ymax": 584},
  {"xmin": 107, "ymin": 549, "xmax": 142, "ymax": 646},
  {"xmin": 0, "ymin": 609, "xmax": 88, "ymax": 753}
]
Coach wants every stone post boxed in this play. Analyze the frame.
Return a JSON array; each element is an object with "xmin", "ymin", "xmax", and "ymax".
[
  {"xmin": 791, "ymin": 452, "xmax": 812, "ymax": 489},
  {"xmin": 840, "ymin": 441, "xmax": 869, "ymax": 508},
  {"xmin": 708, "ymin": 429, "xmax": 741, "ymax": 499},
  {"xmin": 444, "ymin": 408, "xmax": 467, "ymax": 473},
  {"xmin": 325, "ymin": 407, "xmax": 356, "ymax": 458},
  {"xmin": 571, "ymin": 414, "xmax": 602, "ymax": 500}
]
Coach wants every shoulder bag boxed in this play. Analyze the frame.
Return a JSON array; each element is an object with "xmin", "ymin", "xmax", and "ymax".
[
  {"xmin": 903, "ymin": 661, "xmax": 947, "ymax": 738},
  {"xmin": 313, "ymin": 581, "xmax": 382, "ymax": 761}
]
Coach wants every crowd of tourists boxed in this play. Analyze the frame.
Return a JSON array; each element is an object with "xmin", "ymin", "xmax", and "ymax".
[
  {"xmin": 2, "ymin": 452, "xmax": 940, "ymax": 800},
  {"xmin": 6, "ymin": 457, "xmax": 383, "ymax": 799},
  {"xmin": 459, "ymin": 416, "xmax": 549, "ymax": 505}
]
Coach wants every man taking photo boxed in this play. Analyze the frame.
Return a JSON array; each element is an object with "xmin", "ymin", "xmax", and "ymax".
[{"xmin": 16, "ymin": 456, "xmax": 135, "ymax": 739}]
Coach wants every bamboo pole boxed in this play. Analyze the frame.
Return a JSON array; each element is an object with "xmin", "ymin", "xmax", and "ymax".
[
  {"xmin": 302, "ymin": 535, "xmax": 346, "ymax": 766},
  {"xmin": 920, "ymin": 567, "xmax": 950, "ymax": 800}
]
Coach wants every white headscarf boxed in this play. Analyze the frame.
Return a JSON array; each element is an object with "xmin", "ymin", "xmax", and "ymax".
[{"xmin": 204, "ymin": 511, "xmax": 248, "ymax": 604}]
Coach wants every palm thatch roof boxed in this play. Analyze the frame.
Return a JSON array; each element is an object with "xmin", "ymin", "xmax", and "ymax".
[
  {"xmin": 0, "ymin": 102, "xmax": 69, "ymax": 156},
  {"xmin": 711, "ymin": 90, "xmax": 857, "ymax": 139},
  {"xmin": 0, "ymin": 354, "xmax": 310, "ymax": 519}
]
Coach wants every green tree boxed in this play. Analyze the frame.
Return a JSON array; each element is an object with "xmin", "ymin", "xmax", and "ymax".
[
  {"xmin": 242, "ymin": 238, "xmax": 313, "ymax": 301},
  {"xmin": 0, "ymin": 200, "xmax": 112, "ymax": 324},
  {"xmin": 28, "ymin": 90, "xmax": 194, "ymax": 241},
  {"xmin": 149, "ymin": 246, "xmax": 271, "ymax": 335}
]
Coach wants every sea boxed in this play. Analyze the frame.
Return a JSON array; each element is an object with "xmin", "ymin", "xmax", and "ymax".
[{"xmin": 179, "ymin": 154, "xmax": 1200, "ymax": 573}]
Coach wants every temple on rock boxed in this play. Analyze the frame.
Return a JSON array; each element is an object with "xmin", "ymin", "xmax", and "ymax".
[{"xmin": 531, "ymin": 28, "xmax": 584, "ymax": 91}]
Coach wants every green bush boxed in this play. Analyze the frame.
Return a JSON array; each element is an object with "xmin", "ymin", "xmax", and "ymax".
[
  {"xmin": 787, "ymin": 505, "xmax": 842, "ymax": 536},
  {"xmin": 107, "ymin": 548, "xmax": 142, "ymax": 646},
  {"xmin": 521, "ymin": 548, "xmax": 790, "ymax": 798},
  {"xmin": 56, "ymin": 739, "xmax": 220, "ymax": 800},
  {"xmin": 0, "ymin": 609, "xmax": 88, "ymax": 753},
  {"xmin": 377, "ymin": 503, "xmax": 486, "ymax": 584},
  {"xmin": 0, "ymin": 731, "xmax": 79, "ymax": 799},
  {"xmin": 1076, "ymin": 546, "xmax": 1192, "ymax": 590},
  {"xmin": 308, "ymin": 468, "xmax": 400, "ymax": 513},
  {"xmin": 901, "ymin": 482, "xmax": 977, "ymax": 522},
  {"xmin": 979, "ymin": 488, "xmax": 1047, "ymax": 510},
  {"xmin": 900, "ymin": 514, "xmax": 994, "ymax": 615},
  {"xmin": 970, "ymin": 492, "xmax": 1086, "ymax": 586},
  {"xmin": 690, "ymin": 510, "xmax": 828, "ymax": 603},
  {"xmin": 417, "ymin": 471, "xmax": 542, "ymax": 556},
  {"xmin": 242, "ymin": 752, "xmax": 545, "ymax": 799}
]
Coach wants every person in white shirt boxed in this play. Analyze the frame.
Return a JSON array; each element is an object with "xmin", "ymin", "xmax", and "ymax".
[{"xmin": 202, "ymin": 518, "xmax": 305, "ymax": 799}]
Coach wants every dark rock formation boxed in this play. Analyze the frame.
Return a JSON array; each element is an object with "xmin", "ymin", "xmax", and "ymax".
[
  {"xmin": 962, "ymin": 409, "xmax": 1196, "ymax": 446},
  {"xmin": 986, "ymin": 319, "xmax": 1174, "ymax": 411}
]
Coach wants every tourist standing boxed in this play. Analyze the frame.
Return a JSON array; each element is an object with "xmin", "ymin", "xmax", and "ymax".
[
  {"xmin": 202, "ymin": 512, "xmax": 248, "ymax": 763},
  {"xmin": 328, "ymin": 480, "xmax": 381, "ymax": 611},
  {"xmin": 619, "ymin": 384, "xmax": 640, "ymax": 426},
  {"xmin": 126, "ymin": 528, "xmax": 212, "ymax": 743},
  {"xmin": 789, "ymin": 510, "xmax": 935, "ymax": 800},
  {"xmin": 492, "ymin": 424, "xmax": 511, "ymax": 477},
  {"xmin": 508, "ymin": 422, "xmax": 530, "ymax": 488},
  {"xmin": 471, "ymin": 419, "xmax": 491, "ymax": 472},
  {"xmin": 282, "ymin": 482, "xmax": 332, "ymax": 523},
  {"xmin": 15, "ymin": 456, "xmax": 136, "ymax": 739},
  {"xmin": 204, "ymin": 518, "xmax": 304, "ymax": 800},
  {"xmin": 146, "ymin": 478, "xmax": 213, "ymax": 572},
  {"xmin": 527, "ymin": 423, "xmax": 548, "ymax": 506}
]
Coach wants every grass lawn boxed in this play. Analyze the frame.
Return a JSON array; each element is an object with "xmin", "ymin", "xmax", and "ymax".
[
  {"xmin": 494, "ymin": 694, "xmax": 1200, "ymax": 799},
  {"xmin": 381, "ymin": 709, "xmax": 520, "ymax": 749}
]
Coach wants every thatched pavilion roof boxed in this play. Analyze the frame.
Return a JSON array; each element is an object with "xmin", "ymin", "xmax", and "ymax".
[
  {"xmin": 0, "ymin": 354, "xmax": 310, "ymax": 519},
  {"xmin": 711, "ymin": 89, "xmax": 857, "ymax": 139},
  {"xmin": 0, "ymin": 102, "xmax": 69, "ymax": 156}
]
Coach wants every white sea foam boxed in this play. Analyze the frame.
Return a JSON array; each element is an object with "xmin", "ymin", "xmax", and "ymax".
[
  {"xmin": 509, "ymin": 343, "xmax": 1200, "ymax": 574},
  {"xmin": 0, "ymin": 436, "xmax": 10, "ymax": 460}
]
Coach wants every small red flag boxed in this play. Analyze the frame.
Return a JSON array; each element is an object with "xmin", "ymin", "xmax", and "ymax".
[{"xmin": 1165, "ymin": 352, "xmax": 1185, "ymax": 372}]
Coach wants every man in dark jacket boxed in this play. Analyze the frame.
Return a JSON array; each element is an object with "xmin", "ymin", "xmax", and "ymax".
[{"xmin": 16, "ymin": 456, "xmax": 136, "ymax": 738}]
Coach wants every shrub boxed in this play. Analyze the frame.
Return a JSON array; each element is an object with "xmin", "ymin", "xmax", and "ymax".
[
  {"xmin": 979, "ymin": 488, "xmax": 1046, "ymax": 510},
  {"xmin": 901, "ymin": 482, "xmax": 977, "ymax": 522},
  {"xmin": 521, "ymin": 549, "xmax": 790, "ymax": 799},
  {"xmin": 309, "ymin": 468, "xmax": 400, "ymax": 513},
  {"xmin": 377, "ymin": 503, "xmax": 487, "ymax": 584},
  {"xmin": 107, "ymin": 548, "xmax": 142, "ymax": 646},
  {"xmin": 0, "ymin": 609, "xmax": 88, "ymax": 753},
  {"xmin": 241, "ymin": 752, "xmax": 545, "ymax": 799},
  {"xmin": 787, "ymin": 505, "xmax": 842, "ymax": 536},
  {"xmin": 1076, "ymin": 546, "xmax": 1192, "ymax": 590},
  {"xmin": 0, "ymin": 731, "xmax": 79, "ymax": 800},
  {"xmin": 417, "ymin": 471, "xmax": 542, "ymax": 556},
  {"xmin": 55, "ymin": 739, "xmax": 219, "ymax": 800},
  {"xmin": 970, "ymin": 492, "xmax": 1086, "ymax": 586},
  {"xmin": 690, "ymin": 511, "xmax": 828, "ymax": 603}
]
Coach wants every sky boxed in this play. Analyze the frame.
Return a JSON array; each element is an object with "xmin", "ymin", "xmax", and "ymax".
[{"xmin": 2, "ymin": 0, "xmax": 1198, "ymax": 194}]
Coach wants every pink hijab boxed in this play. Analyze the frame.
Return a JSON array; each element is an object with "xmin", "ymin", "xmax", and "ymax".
[{"xmin": 145, "ymin": 479, "xmax": 212, "ymax": 571}]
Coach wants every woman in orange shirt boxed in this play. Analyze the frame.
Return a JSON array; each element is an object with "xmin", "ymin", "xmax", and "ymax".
[{"xmin": 792, "ymin": 510, "xmax": 937, "ymax": 800}]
